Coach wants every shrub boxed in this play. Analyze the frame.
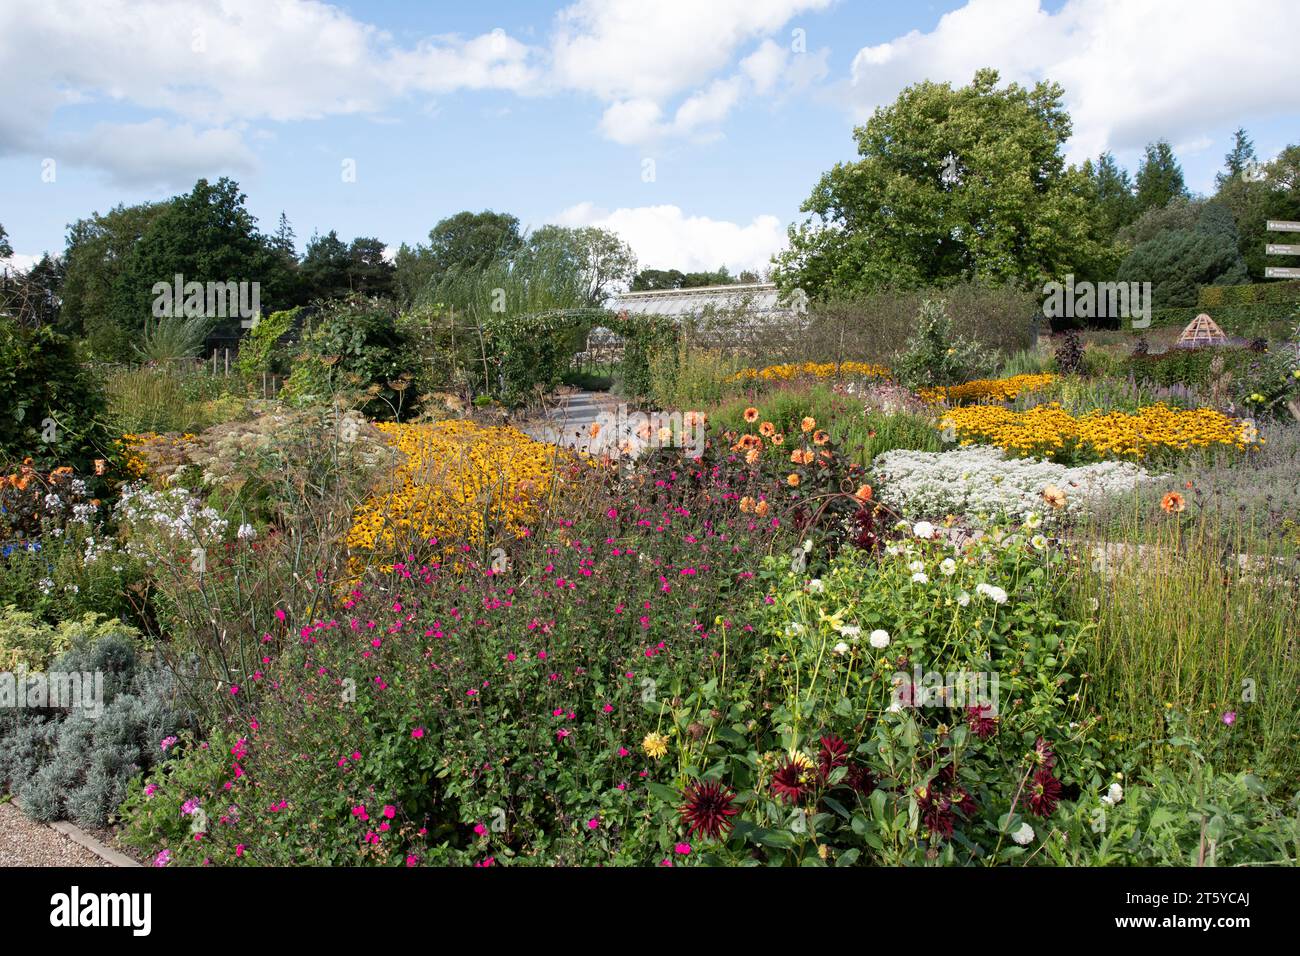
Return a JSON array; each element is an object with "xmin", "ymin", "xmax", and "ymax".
[
  {"xmin": 0, "ymin": 620, "xmax": 184, "ymax": 827},
  {"xmin": 234, "ymin": 306, "xmax": 299, "ymax": 377},
  {"xmin": 282, "ymin": 295, "xmax": 422, "ymax": 420},
  {"xmin": 893, "ymin": 299, "xmax": 997, "ymax": 390},
  {"xmin": 0, "ymin": 320, "xmax": 109, "ymax": 473}
]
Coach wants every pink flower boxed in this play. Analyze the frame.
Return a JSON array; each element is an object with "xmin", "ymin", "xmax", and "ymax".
[
  {"xmin": 587, "ymin": 817, "xmax": 600, "ymax": 830},
  {"xmin": 603, "ymin": 703, "xmax": 614, "ymax": 713},
  {"xmin": 1223, "ymin": 711, "xmax": 1237, "ymax": 726},
  {"xmin": 144, "ymin": 784, "xmax": 157, "ymax": 797},
  {"xmin": 675, "ymin": 842, "xmax": 691, "ymax": 855},
  {"xmin": 383, "ymin": 805, "xmax": 396, "ymax": 819},
  {"xmin": 412, "ymin": 726, "xmax": 425, "ymax": 739},
  {"xmin": 235, "ymin": 844, "xmax": 245, "ymax": 858},
  {"xmin": 274, "ymin": 608, "xmax": 286, "ymax": 623},
  {"xmin": 474, "ymin": 822, "xmax": 487, "ymax": 835},
  {"xmin": 153, "ymin": 849, "xmax": 171, "ymax": 867}
]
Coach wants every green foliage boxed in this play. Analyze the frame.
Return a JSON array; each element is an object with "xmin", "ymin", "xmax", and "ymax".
[
  {"xmin": 110, "ymin": 178, "xmax": 294, "ymax": 346},
  {"xmin": 1134, "ymin": 140, "xmax": 1189, "ymax": 214},
  {"xmin": 606, "ymin": 312, "xmax": 677, "ymax": 402},
  {"xmin": 234, "ymin": 306, "xmax": 299, "ymax": 377},
  {"xmin": 58, "ymin": 201, "xmax": 171, "ymax": 359},
  {"xmin": 282, "ymin": 295, "xmax": 421, "ymax": 420},
  {"xmin": 774, "ymin": 68, "xmax": 1109, "ymax": 298},
  {"xmin": 135, "ymin": 313, "xmax": 211, "ymax": 362},
  {"xmin": 0, "ymin": 620, "xmax": 183, "ymax": 828},
  {"xmin": 0, "ymin": 320, "xmax": 109, "ymax": 472},
  {"xmin": 892, "ymin": 299, "xmax": 997, "ymax": 389},
  {"xmin": 1116, "ymin": 203, "xmax": 1248, "ymax": 308}
]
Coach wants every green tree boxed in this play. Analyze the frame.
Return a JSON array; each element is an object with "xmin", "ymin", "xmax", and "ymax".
[
  {"xmin": 1116, "ymin": 201, "xmax": 1247, "ymax": 308},
  {"xmin": 772, "ymin": 68, "xmax": 1106, "ymax": 298},
  {"xmin": 1087, "ymin": 152, "xmax": 1140, "ymax": 238},
  {"xmin": 111, "ymin": 178, "xmax": 293, "ymax": 348},
  {"xmin": 300, "ymin": 230, "xmax": 352, "ymax": 301},
  {"xmin": 393, "ymin": 211, "xmax": 522, "ymax": 307},
  {"xmin": 1216, "ymin": 128, "xmax": 1257, "ymax": 189},
  {"xmin": 1135, "ymin": 140, "xmax": 1188, "ymax": 214},
  {"xmin": 520, "ymin": 225, "xmax": 636, "ymax": 306},
  {"xmin": 1215, "ymin": 142, "xmax": 1300, "ymax": 277},
  {"xmin": 59, "ymin": 201, "xmax": 171, "ymax": 357},
  {"xmin": 0, "ymin": 222, "xmax": 11, "ymax": 259}
]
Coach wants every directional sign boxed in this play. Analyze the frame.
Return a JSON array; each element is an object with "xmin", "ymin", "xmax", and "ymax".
[
  {"xmin": 1267, "ymin": 220, "xmax": 1300, "ymax": 232},
  {"xmin": 1267, "ymin": 244, "xmax": 1300, "ymax": 256},
  {"xmin": 1265, "ymin": 267, "xmax": 1300, "ymax": 279}
]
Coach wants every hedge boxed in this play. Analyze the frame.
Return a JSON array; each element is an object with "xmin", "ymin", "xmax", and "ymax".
[{"xmin": 1198, "ymin": 281, "xmax": 1300, "ymax": 308}]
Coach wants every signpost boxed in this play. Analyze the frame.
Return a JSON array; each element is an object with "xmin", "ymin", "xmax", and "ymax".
[{"xmin": 1264, "ymin": 222, "xmax": 1300, "ymax": 279}]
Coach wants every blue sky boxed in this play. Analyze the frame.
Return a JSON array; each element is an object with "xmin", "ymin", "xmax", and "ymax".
[{"xmin": 2, "ymin": 0, "xmax": 1297, "ymax": 275}]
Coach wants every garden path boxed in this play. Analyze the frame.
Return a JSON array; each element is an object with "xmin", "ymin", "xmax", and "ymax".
[{"xmin": 0, "ymin": 801, "xmax": 111, "ymax": 867}]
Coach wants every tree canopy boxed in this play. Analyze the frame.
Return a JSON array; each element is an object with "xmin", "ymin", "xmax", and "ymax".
[{"xmin": 772, "ymin": 69, "xmax": 1108, "ymax": 298}]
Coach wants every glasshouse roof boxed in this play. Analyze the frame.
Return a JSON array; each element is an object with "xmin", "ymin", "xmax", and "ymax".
[{"xmin": 609, "ymin": 282, "xmax": 789, "ymax": 318}]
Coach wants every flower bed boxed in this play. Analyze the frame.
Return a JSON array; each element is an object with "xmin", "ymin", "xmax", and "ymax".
[
  {"xmin": 938, "ymin": 402, "xmax": 1261, "ymax": 462},
  {"xmin": 729, "ymin": 360, "xmax": 891, "ymax": 384},
  {"xmin": 346, "ymin": 420, "xmax": 563, "ymax": 565},
  {"xmin": 918, "ymin": 373, "xmax": 1056, "ymax": 405},
  {"xmin": 872, "ymin": 446, "xmax": 1154, "ymax": 522}
]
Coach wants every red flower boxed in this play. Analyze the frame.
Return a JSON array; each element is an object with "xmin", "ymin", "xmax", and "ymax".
[
  {"xmin": 1032, "ymin": 737, "xmax": 1056, "ymax": 770},
  {"xmin": 817, "ymin": 734, "xmax": 849, "ymax": 782},
  {"xmin": 966, "ymin": 704, "xmax": 998, "ymax": 740},
  {"xmin": 1026, "ymin": 768, "xmax": 1062, "ymax": 817},
  {"xmin": 680, "ymin": 779, "xmax": 738, "ymax": 840},
  {"xmin": 771, "ymin": 756, "xmax": 814, "ymax": 805}
]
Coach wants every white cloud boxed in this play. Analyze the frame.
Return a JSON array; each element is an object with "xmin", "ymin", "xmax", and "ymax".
[
  {"xmin": 0, "ymin": 0, "xmax": 539, "ymax": 179},
  {"xmin": 59, "ymin": 120, "xmax": 257, "ymax": 189},
  {"xmin": 847, "ymin": 0, "xmax": 1300, "ymax": 163},
  {"xmin": 552, "ymin": 0, "xmax": 833, "ymax": 143},
  {"xmin": 554, "ymin": 202, "xmax": 786, "ymax": 273},
  {"xmin": 0, "ymin": 253, "xmax": 43, "ymax": 276},
  {"xmin": 550, "ymin": 0, "xmax": 831, "ymax": 102}
]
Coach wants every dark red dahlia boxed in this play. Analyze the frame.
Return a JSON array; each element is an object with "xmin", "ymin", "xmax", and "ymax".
[
  {"xmin": 845, "ymin": 762, "xmax": 877, "ymax": 795},
  {"xmin": 918, "ymin": 788, "xmax": 955, "ymax": 840},
  {"xmin": 680, "ymin": 779, "xmax": 738, "ymax": 840},
  {"xmin": 950, "ymin": 785, "xmax": 977, "ymax": 818},
  {"xmin": 1026, "ymin": 768, "xmax": 1062, "ymax": 817},
  {"xmin": 966, "ymin": 704, "xmax": 998, "ymax": 739},
  {"xmin": 1032, "ymin": 737, "xmax": 1056, "ymax": 769},
  {"xmin": 771, "ymin": 756, "xmax": 814, "ymax": 805},
  {"xmin": 817, "ymin": 734, "xmax": 849, "ymax": 781}
]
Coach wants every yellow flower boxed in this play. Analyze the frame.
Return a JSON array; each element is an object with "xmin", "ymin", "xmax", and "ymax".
[
  {"xmin": 801, "ymin": 416, "xmax": 816, "ymax": 433},
  {"xmin": 642, "ymin": 731, "xmax": 670, "ymax": 759}
]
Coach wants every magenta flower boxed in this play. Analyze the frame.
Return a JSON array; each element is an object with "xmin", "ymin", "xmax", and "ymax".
[
  {"xmin": 412, "ymin": 727, "xmax": 425, "ymax": 739},
  {"xmin": 1223, "ymin": 711, "xmax": 1236, "ymax": 726}
]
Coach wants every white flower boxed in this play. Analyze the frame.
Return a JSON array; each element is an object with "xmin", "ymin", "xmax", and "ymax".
[
  {"xmin": 1023, "ymin": 511, "xmax": 1042, "ymax": 529},
  {"xmin": 957, "ymin": 591, "xmax": 971, "ymax": 607},
  {"xmin": 802, "ymin": 539, "xmax": 813, "ymax": 553},
  {"xmin": 237, "ymin": 523, "xmax": 257, "ymax": 541},
  {"xmin": 808, "ymin": 578, "xmax": 824, "ymax": 593},
  {"xmin": 908, "ymin": 560, "xmax": 925, "ymax": 573},
  {"xmin": 911, "ymin": 572, "xmax": 929, "ymax": 584},
  {"xmin": 1106, "ymin": 782, "xmax": 1124, "ymax": 805},
  {"xmin": 939, "ymin": 558, "xmax": 957, "ymax": 576},
  {"xmin": 1011, "ymin": 822, "xmax": 1035, "ymax": 846},
  {"xmin": 839, "ymin": 625, "xmax": 861, "ymax": 640},
  {"xmin": 1031, "ymin": 534, "xmax": 1048, "ymax": 551},
  {"xmin": 913, "ymin": 520, "xmax": 935, "ymax": 539},
  {"xmin": 784, "ymin": 622, "xmax": 806, "ymax": 637},
  {"xmin": 869, "ymin": 629, "xmax": 891, "ymax": 649},
  {"xmin": 832, "ymin": 641, "xmax": 849, "ymax": 656},
  {"xmin": 976, "ymin": 582, "xmax": 1008, "ymax": 605}
]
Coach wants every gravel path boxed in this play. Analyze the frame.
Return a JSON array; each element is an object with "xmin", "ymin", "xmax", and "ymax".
[{"xmin": 0, "ymin": 802, "xmax": 110, "ymax": 867}]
